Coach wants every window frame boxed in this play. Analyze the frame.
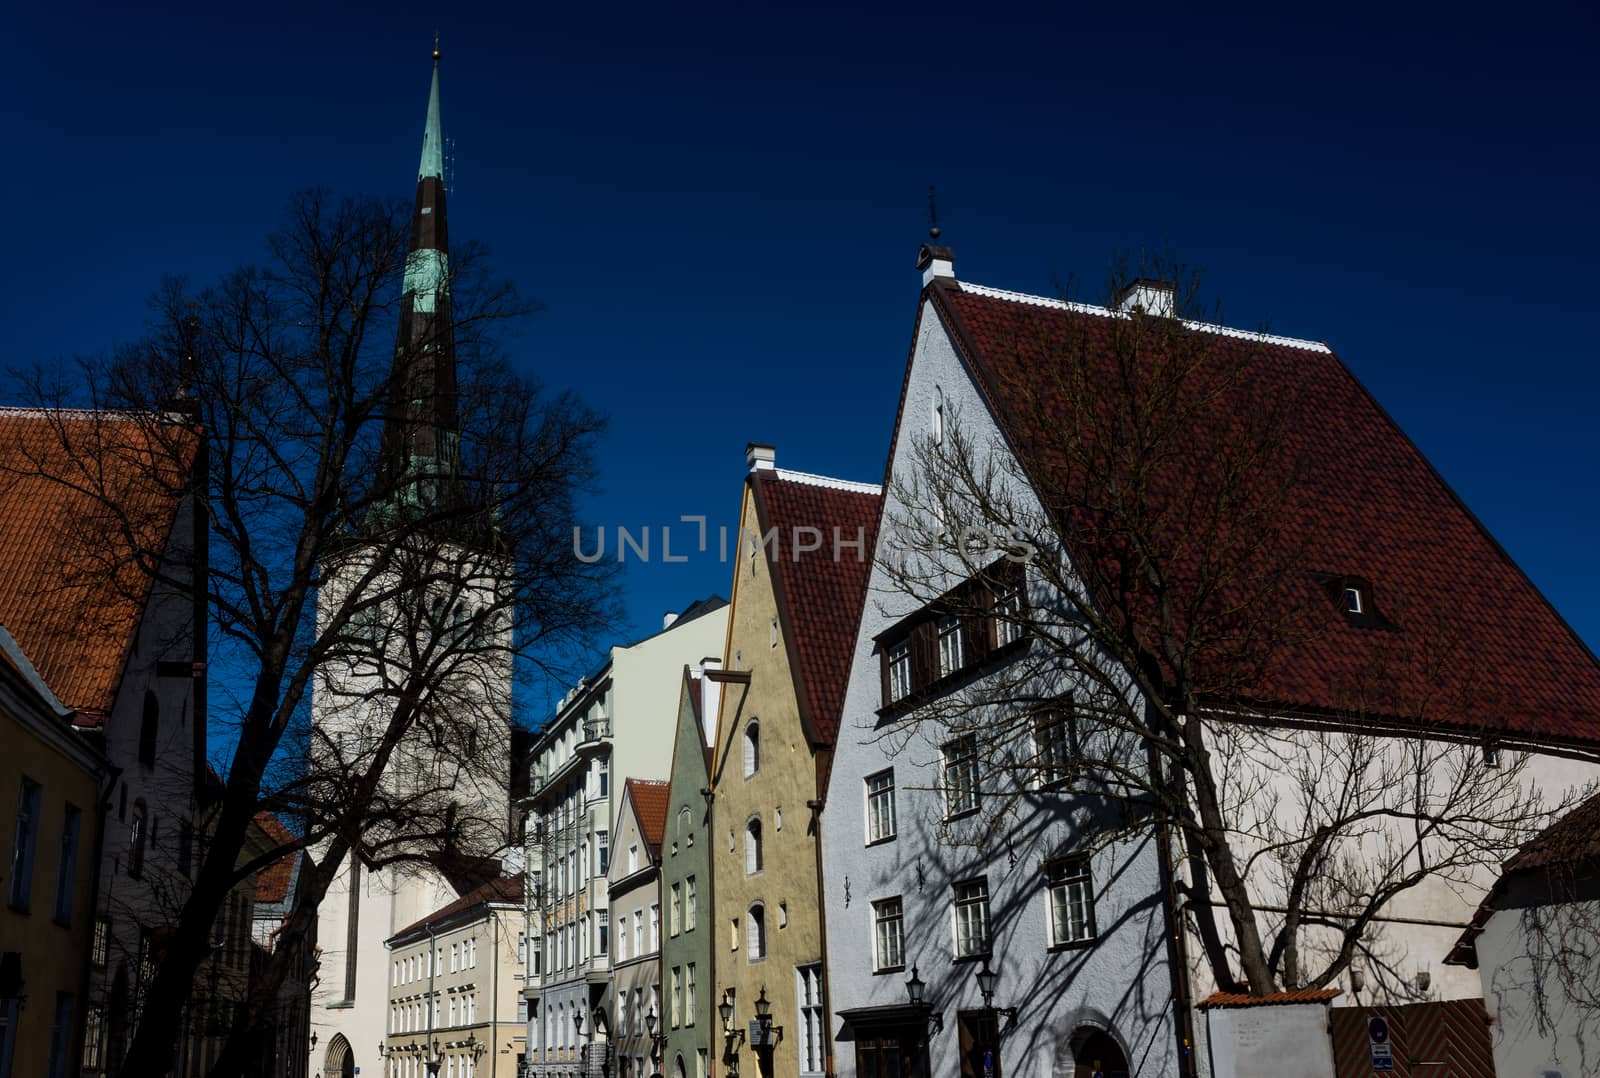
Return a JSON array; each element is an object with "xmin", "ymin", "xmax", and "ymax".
[
  {"xmin": 942, "ymin": 736, "xmax": 980, "ymax": 819},
  {"xmin": 952, "ymin": 877, "xmax": 992, "ymax": 959},
  {"xmin": 871, "ymin": 896, "xmax": 905, "ymax": 973},
  {"xmin": 864, "ymin": 769, "xmax": 897, "ymax": 845},
  {"xmin": 1046, "ymin": 856, "xmax": 1096, "ymax": 948}
]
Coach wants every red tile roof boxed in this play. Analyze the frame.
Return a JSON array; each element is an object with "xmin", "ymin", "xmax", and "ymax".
[
  {"xmin": 1199, "ymin": 988, "xmax": 1342, "ymax": 1008},
  {"xmin": 0, "ymin": 410, "xmax": 194, "ymax": 720},
  {"xmin": 625, "ymin": 778, "xmax": 670, "ymax": 853},
  {"xmin": 388, "ymin": 873, "xmax": 523, "ymax": 944},
  {"xmin": 752, "ymin": 471, "xmax": 881, "ymax": 746},
  {"xmin": 932, "ymin": 282, "xmax": 1600, "ymax": 745},
  {"xmin": 252, "ymin": 812, "xmax": 299, "ymax": 905}
]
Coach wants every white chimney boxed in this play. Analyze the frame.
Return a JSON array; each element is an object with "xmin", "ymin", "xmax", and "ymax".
[
  {"xmin": 1114, "ymin": 279, "xmax": 1175, "ymax": 318},
  {"xmin": 662, "ymin": 611, "xmax": 679, "ymax": 630},
  {"xmin": 745, "ymin": 443, "xmax": 776, "ymax": 473},
  {"xmin": 917, "ymin": 243, "xmax": 955, "ymax": 286},
  {"xmin": 697, "ymin": 656, "xmax": 723, "ymax": 745}
]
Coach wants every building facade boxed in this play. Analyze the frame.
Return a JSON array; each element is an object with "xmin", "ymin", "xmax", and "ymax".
[
  {"xmin": 522, "ymin": 599, "xmax": 729, "ymax": 1078},
  {"xmin": 608, "ymin": 781, "xmax": 668, "ymax": 1078},
  {"xmin": 660, "ymin": 665, "xmax": 721, "ymax": 1078},
  {"xmin": 708, "ymin": 447, "xmax": 879, "ymax": 1078},
  {"xmin": 384, "ymin": 876, "xmax": 526, "ymax": 1078}
]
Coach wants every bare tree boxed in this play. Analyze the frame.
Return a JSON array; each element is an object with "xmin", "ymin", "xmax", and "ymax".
[
  {"xmin": 11, "ymin": 189, "xmax": 617, "ymax": 1076},
  {"xmin": 873, "ymin": 257, "xmax": 1586, "ymax": 999}
]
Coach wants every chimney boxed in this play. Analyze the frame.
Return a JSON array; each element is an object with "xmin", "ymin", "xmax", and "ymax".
[
  {"xmin": 1114, "ymin": 279, "xmax": 1176, "ymax": 318},
  {"xmin": 917, "ymin": 244, "xmax": 955, "ymax": 286},
  {"xmin": 697, "ymin": 656, "xmax": 723, "ymax": 744},
  {"xmin": 745, "ymin": 443, "xmax": 776, "ymax": 473},
  {"xmin": 662, "ymin": 611, "xmax": 679, "ymax": 630}
]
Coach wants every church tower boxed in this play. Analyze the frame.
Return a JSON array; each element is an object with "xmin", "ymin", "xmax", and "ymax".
[{"xmin": 309, "ymin": 46, "xmax": 514, "ymax": 1078}]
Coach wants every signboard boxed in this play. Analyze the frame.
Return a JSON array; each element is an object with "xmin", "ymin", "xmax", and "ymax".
[
  {"xmin": 1369, "ymin": 1015, "xmax": 1392, "ymax": 1072},
  {"xmin": 983, "ymin": 1050, "xmax": 994, "ymax": 1078}
]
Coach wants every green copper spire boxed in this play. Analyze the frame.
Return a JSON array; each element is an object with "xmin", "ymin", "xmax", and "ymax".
[{"xmin": 418, "ymin": 41, "xmax": 445, "ymax": 182}]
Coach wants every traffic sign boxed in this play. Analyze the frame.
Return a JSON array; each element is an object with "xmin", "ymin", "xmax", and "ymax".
[{"xmin": 1368, "ymin": 1016, "xmax": 1389, "ymax": 1044}]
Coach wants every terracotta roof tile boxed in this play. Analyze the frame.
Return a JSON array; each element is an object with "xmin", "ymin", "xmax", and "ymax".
[
  {"xmin": 252, "ymin": 812, "xmax": 298, "ymax": 905},
  {"xmin": 1199, "ymin": 988, "xmax": 1341, "ymax": 1008},
  {"xmin": 753, "ymin": 471, "xmax": 881, "ymax": 746},
  {"xmin": 388, "ymin": 873, "xmax": 523, "ymax": 944},
  {"xmin": 0, "ymin": 410, "xmax": 193, "ymax": 718},
  {"xmin": 934, "ymin": 283, "xmax": 1600, "ymax": 744},
  {"xmin": 625, "ymin": 778, "xmax": 670, "ymax": 852}
]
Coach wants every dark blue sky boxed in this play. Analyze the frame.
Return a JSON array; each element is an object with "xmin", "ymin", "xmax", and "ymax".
[{"xmin": 8, "ymin": 1, "xmax": 1599, "ymax": 691}]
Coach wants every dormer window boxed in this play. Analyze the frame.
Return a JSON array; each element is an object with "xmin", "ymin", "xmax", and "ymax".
[
  {"xmin": 1344, "ymin": 586, "xmax": 1364, "ymax": 614},
  {"xmin": 1317, "ymin": 573, "xmax": 1393, "ymax": 630}
]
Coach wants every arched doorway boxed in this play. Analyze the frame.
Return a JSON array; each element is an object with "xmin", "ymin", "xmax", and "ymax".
[
  {"xmin": 1067, "ymin": 1027, "xmax": 1128, "ymax": 1078},
  {"xmin": 325, "ymin": 1032, "xmax": 355, "ymax": 1078},
  {"xmin": 674, "ymin": 1053, "xmax": 687, "ymax": 1078}
]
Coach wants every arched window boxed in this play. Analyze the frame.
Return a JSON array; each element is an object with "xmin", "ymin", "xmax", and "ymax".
[
  {"xmin": 138, "ymin": 691, "xmax": 159, "ymax": 767},
  {"xmin": 747, "ymin": 903, "xmax": 766, "ymax": 959},
  {"xmin": 745, "ymin": 817, "xmax": 763, "ymax": 875},
  {"xmin": 743, "ymin": 720, "xmax": 760, "ymax": 778},
  {"xmin": 128, "ymin": 800, "xmax": 148, "ymax": 879}
]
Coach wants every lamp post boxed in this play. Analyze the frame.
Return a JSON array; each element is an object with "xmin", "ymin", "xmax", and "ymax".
[
  {"xmin": 645, "ymin": 1008, "xmax": 667, "ymax": 1078},
  {"xmin": 973, "ymin": 960, "xmax": 1017, "ymax": 1038},
  {"xmin": 719, "ymin": 991, "xmax": 745, "ymax": 1078},
  {"xmin": 905, "ymin": 966, "xmax": 944, "ymax": 1043},
  {"xmin": 753, "ymin": 987, "xmax": 783, "ymax": 1045}
]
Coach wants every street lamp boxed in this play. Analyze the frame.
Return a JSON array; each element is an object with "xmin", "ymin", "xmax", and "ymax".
[
  {"xmin": 972, "ymin": 960, "xmax": 1017, "ymax": 1035},
  {"xmin": 645, "ymin": 1007, "xmax": 667, "ymax": 1078},
  {"xmin": 426, "ymin": 1039, "xmax": 445, "ymax": 1077},
  {"xmin": 904, "ymin": 966, "xmax": 943, "ymax": 1040},
  {"xmin": 719, "ymin": 991, "xmax": 745, "ymax": 1046},
  {"xmin": 753, "ymin": 987, "xmax": 783, "ymax": 1044}
]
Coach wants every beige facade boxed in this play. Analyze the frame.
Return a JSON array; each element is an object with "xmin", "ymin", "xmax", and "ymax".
[
  {"xmin": 384, "ymin": 879, "xmax": 526, "ymax": 1078},
  {"xmin": 0, "ymin": 632, "xmax": 104, "ymax": 1078},
  {"xmin": 710, "ymin": 483, "xmax": 829, "ymax": 1078}
]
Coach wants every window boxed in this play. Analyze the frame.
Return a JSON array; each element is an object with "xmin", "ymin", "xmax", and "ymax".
[
  {"xmin": 932, "ymin": 385, "xmax": 945, "ymax": 445},
  {"xmin": 747, "ymin": 903, "xmax": 766, "ymax": 959},
  {"xmin": 743, "ymin": 720, "xmax": 761, "ymax": 778},
  {"xmin": 865, "ymin": 770, "xmax": 896, "ymax": 843},
  {"xmin": 82, "ymin": 1004, "xmax": 106, "ymax": 1070},
  {"xmin": 139, "ymin": 691, "xmax": 159, "ymax": 767},
  {"xmin": 670, "ymin": 966, "xmax": 682, "ymax": 1028},
  {"xmin": 128, "ymin": 800, "xmax": 148, "ymax": 879},
  {"xmin": 686, "ymin": 963, "xmax": 696, "ymax": 1025},
  {"xmin": 8, "ymin": 778, "xmax": 41, "ymax": 910},
  {"xmin": 872, "ymin": 898, "xmax": 904, "ymax": 971},
  {"xmin": 779, "ymin": 901, "xmax": 788, "ymax": 928},
  {"xmin": 886, "ymin": 641, "xmax": 911, "ymax": 702},
  {"xmin": 634, "ymin": 910, "xmax": 644, "ymax": 957},
  {"xmin": 599, "ymin": 758, "xmax": 610, "ymax": 798},
  {"xmin": 1033, "ymin": 711, "xmax": 1074, "ymax": 787},
  {"xmin": 47, "ymin": 992, "xmax": 74, "ymax": 1078},
  {"xmin": 1047, "ymin": 857, "xmax": 1095, "ymax": 945},
  {"xmin": 628, "ymin": 843, "xmax": 639, "ymax": 873},
  {"xmin": 53, "ymin": 804, "xmax": 82, "ymax": 925},
  {"xmin": 937, "ymin": 616, "xmax": 963, "ymax": 677},
  {"xmin": 650, "ymin": 902, "xmax": 660, "ymax": 952},
  {"xmin": 91, "ymin": 919, "xmax": 109, "ymax": 967},
  {"xmin": 670, "ymin": 883, "xmax": 682, "ymax": 936},
  {"xmin": 745, "ymin": 818, "xmax": 763, "ymax": 875},
  {"xmin": 943, "ymin": 737, "xmax": 979, "ymax": 817},
  {"xmin": 994, "ymin": 585, "xmax": 1025, "ymax": 646},
  {"xmin": 518, "ymin": 932, "xmax": 527, "ymax": 964},
  {"xmin": 686, "ymin": 876, "xmax": 697, "ymax": 930},
  {"xmin": 1344, "ymin": 586, "xmax": 1363, "ymax": 614},
  {"xmin": 798, "ymin": 965, "xmax": 824, "ymax": 1076},
  {"xmin": 598, "ymin": 910, "xmax": 609, "ymax": 956},
  {"xmin": 451, "ymin": 943, "xmax": 459, "ymax": 972},
  {"xmin": 469, "ymin": 938, "xmax": 477, "ymax": 968},
  {"xmin": 598, "ymin": 831, "xmax": 610, "ymax": 875},
  {"xmin": 953, "ymin": 878, "xmax": 992, "ymax": 958}
]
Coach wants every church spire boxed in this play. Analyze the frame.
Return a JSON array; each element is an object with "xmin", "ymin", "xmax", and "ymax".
[{"xmin": 376, "ymin": 42, "xmax": 462, "ymax": 519}]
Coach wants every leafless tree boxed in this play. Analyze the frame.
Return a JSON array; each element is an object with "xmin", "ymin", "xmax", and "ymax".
[
  {"xmin": 873, "ymin": 257, "xmax": 1585, "ymax": 999},
  {"xmin": 11, "ymin": 189, "xmax": 617, "ymax": 1077}
]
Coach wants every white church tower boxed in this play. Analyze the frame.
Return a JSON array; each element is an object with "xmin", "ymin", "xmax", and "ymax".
[{"xmin": 309, "ymin": 44, "xmax": 514, "ymax": 1078}]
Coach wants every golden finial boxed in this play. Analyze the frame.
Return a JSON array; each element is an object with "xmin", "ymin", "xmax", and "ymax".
[{"xmin": 433, "ymin": 31, "xmax": 441, "ymax": 62}]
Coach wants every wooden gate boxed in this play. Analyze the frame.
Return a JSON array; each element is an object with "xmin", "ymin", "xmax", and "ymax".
[{"xmin": 1328, "ymin": 1000, "xmax": 1495, "ymax": 1078}]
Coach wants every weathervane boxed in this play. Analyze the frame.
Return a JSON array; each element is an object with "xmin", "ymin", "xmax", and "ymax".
[{"xmin": 433, "ymin": 30, "xmax": 441, "ymax": 62}]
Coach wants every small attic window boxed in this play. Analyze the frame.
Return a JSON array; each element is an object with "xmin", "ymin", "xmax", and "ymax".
[
  {"xmin": 1343, "ymin": 586, "xmax": 1364, "ymax": 614},
  {"xmin": 1317, "ymin": 573, "xmax": 1392, "ymax": 630}
]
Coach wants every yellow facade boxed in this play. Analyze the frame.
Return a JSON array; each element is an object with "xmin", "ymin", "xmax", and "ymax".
[
  {"xmin": 710, "ymin": 485, "xmax": 829, "ymax": 1078},
  {"xmin": 0, "ymin": 662, "xmax": 103, "ymax": 1078}
]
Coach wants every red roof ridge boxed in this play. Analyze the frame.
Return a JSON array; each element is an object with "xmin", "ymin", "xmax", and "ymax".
[
  {"xmin": 1198, "ymin": 988, "xmax": 1341, "ymax": 1008},
  {"xmin": 624, "ymin": 779, "xmax": 670, "ymax": 851},
  {"xmin": 388, "ymin": 873, "xmax": 523, "ymax": 943}
]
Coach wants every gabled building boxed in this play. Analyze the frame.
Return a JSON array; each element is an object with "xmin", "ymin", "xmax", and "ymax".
[
  {"xmin": 0, "ymin": 407, "xmax": 205, "ymax": 1078},
  {"xmin": 608, "ymin": 780, "xmax": 669, "ymax": 1078},
  {"xmin": 521, "ymin": 598, "xmax": 729, "ymax": 1078},
  {"xmin": 249, "ymin": 811, "xmax": 313, "ymax": 1078},
  {"xmin": 821, "ymin": 245, "xmax": 1600, "ymax": 1078},
  {"xmin": 708, "ymin": 446, "xmax": 879, "ymax": 1078},
  {"xmin": 660, "ymin": 662, "xmax": 723, "ymax": 1078}
]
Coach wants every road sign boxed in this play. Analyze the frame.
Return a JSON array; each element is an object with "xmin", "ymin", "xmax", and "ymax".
[
  {"xmin": 1370, "ymin": 1043, "xmax": 1393, "ymax": 1071},
  {"xmin": 1369, "ymin": 1016, "xmax": 1389, "ymax": 1044}
]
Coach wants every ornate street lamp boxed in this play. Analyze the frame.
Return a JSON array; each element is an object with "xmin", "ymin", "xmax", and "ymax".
[
  {"xmin": 753, "ymin": 987, "xmax": 783, "ymax": 1044},
  {"xmin": 972, "ymin": 961, "xmax": 1017, "ymax": 1035},
  {"xmin": 904, "ymin": 966, "xmax": 943, "ymax": 1040}
]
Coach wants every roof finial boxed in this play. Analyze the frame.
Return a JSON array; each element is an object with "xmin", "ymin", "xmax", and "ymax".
[
  {"xmin": 927, "ymin": 184, "xmax": 941, "ymax": 240},
  {"xmin": 433, "ymin": 31, "xmax": 441, "ymax": 63}
]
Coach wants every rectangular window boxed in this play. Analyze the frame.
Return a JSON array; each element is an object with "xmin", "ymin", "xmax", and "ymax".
[
  {"xmin": 865, "ymin": 770, "xmax": 896, "ymax": 844},
  {"xmin": 82, "ymin": 1004, "xmax": 106, "ymax": 1070},
  {"xmin": 937, "ymin": 616, "xmax": 964, "ymax": 677},
  {"xmin": 686, "ymin": 963, "xmax": 696, "ymax": 1025},
  {"xmin": 1033, "ymin": 710, "xmax": 1074, "ymax": 788},
  {"xmin": 1047, "ymin": 857, "xmax": 1096, "ymax": 945},
  {"xmin": 670, "ymin": 882, "xmax": 682, "ymax": 936},
  {"xmin": 872, "ymin": 897, "xmax": 904, "ymax": 971},
  {"xmin": 686, "ymin": 876, "xmax": 697, "ymax": 931},
  {"xmin": 46, "ymin": 992, "xmax": 74, "ymax": 1078},
  {"xmin": 518, "ymin": 932, "xmax": 527, "ymax": 964},
  {"xmin": 633, "ymin": 910, "xmax": 644, "ymax": 957},
  {"xmin": 994, "ymin": 585, "xmax": 1025, "ymax": 647},
  {"xmin": 943, "ymin": 736, "xmax": 980, "ymax": 817},
  {"xmin": 8, "ymin": 778, "xmax": 41, "ymax": 911},
  {"xmin": 670, "ymin": 966, "xmax": 682, "ymax": 1028},
  {"xmin": 52, "ymin": 804, "xmax": 81, "ymax": 925},
  {"xmin": 91, "ymin": 918, "xmax": 109, "ymax": 968},
  {"xmin": 887, "ymin": 640, "xmax": 911, "ymax": 702},
  {"xmin": 469, "ymin": 938, "xmax": 477, "ymax": 968},
  {"xmin": 953, "ymin": 878, "xmax": 992, "ymax": 958},
  {"xmin": 597, "ymin": 831, "xmax": 610, "ymax": 875},
  {"xmin": 597, "ymin": 910, "xmax": 609, "ymax": 957},
  {"xmin": 798, "ymin": 964, "xmax": 824, "ymax": 1076},
  {"xmin": 650, "ymin": 902, "xmax": 661, "ymax": 952}
]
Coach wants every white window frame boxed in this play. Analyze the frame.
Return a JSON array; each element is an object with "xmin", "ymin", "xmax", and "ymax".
[
  {"xmin": 872, "ymin": 896, "xmax": 905, "ymax": 972},
  {"xmin": 1047, "ymin": 856, "xmax": 1096, "ymax": 945},
  {"xmin": 953, "ymin": 877, "xmax": 992, "ymax": 958},
  {"xmin": 943, "ymin": 736, "xmax": 980, "ymax": 818},
  {"xmin": 937, "ymin": 615, "xmax": 963, "ymax": 678},
  {"xmin": 865, "ymin": 769, "xmax": 896, "ymax": 844},
  {"xmin": 887, "ymin": 640, "xmax": 912, "ymax": 702}
]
